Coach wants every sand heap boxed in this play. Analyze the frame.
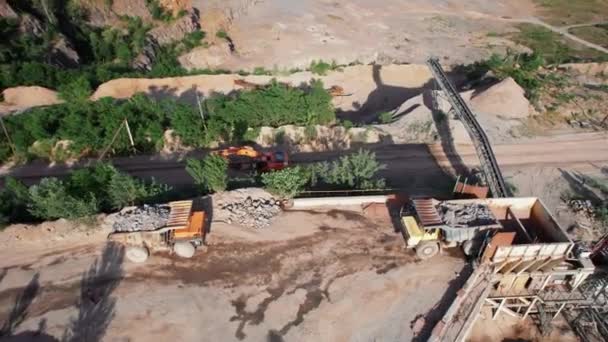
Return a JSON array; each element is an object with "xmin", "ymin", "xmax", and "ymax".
[
  {"xmin": 0, "ymin": 86, "xmax": 62, "ymax": 114},
  {"xmin": 377, "ymin": 76, "xmax": 530, "ymax": 144}
]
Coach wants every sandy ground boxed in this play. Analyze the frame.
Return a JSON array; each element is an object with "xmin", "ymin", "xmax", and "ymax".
[
  {"xmin": 0, "ymin": 87, "xmax": 62, "ymax": 115},
  {"xmin": 468, "ymin": 307, "xmax": 579, "ymax": 342},
  {"xmin": 0, "ymin": 206, "xmax": 466, "ymax": 341},
  {"xmin": 187, "ymin": 0, "xmax": 536, "ymax": 70}
]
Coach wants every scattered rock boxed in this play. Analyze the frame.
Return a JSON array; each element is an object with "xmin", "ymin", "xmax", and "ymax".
[
  {"xmin": 19, "ymin": 13, "xmax": 44, "ymax": 37},
  {"xmin": 149, "ymin": 11, "xmax": 200, "ymax": 45},
  {"xmin": 111, "ymin": 204, "xmax": 171, "ymax": 232},
  {"xmin": 212, "ymin": 188, "xmax": 282, "ymax": 229},
  {"xmin": 436, "ymin": 202, "xmax": 497, "ymax": 228},
  {"xmin": 50, "ymin": 36, "xmax": 81, "ymax": 68},
  {"xmin": 132, "ymin": 37, "xmax": 161, "ymax": 71}
]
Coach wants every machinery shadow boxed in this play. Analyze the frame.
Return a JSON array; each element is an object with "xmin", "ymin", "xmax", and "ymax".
[
  {"xmin": 412, "ymin": 263, "xmax": 474, "ymax": 342},
  {"xmin": 335, "ymin": 64, "xmax": 434, "ymax": 124},
  {"xmin": 422, "ymin": 91, "xmax": 470, "ymax": 179},
  {"xmin": 61, "ymin": 242, "xmax": 124, "ymax": 342},
  {"xmin": 193, "ymin": 195, "xmax": 214, "ymax": 239}
]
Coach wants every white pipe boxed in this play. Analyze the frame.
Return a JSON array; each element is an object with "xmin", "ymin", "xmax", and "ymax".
[{"xmin": 292, "ymin": 195, "xmax": 388, "ymax": 208}]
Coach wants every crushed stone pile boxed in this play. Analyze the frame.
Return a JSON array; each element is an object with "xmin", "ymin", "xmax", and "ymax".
[
  {"xmin": 213, "ymin": 188, "xmax": 282, "ymax": 229},
  {"xmin": 112, "ymin": 204, "xmax": 170, "ymax": 232},
  {"xmin": 437, "ymin": 202, "xmax": 497, "ymax": 228}
]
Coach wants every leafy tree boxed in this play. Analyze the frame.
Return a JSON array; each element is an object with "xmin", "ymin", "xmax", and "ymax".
[
  {"xmin": 310, "ymin": 59, "xmax": 338, "ymax": 75},
  {"xmin": 310, "ymin": 149, "xmax": 386, "ymax": 189},
  {"xmin": 262, "ymin": 166, "xmax": 308, "ymax": 199},
  {"xmin": 378, "ymin": 111, "xmax": 393, "ymax": 124},
  {"xmin": 58, "ymin": 76, "xmax": 92, "ymax": 102},
  {"xmin": 0, "ymin": 177, "xmax": 32, "ymax": 225},
  {"xmin": 186, "ymin": 154, "xmax": 228, "ymax": 193},
  {"xmin": 28, "ymin": 178, "xmax": 98, "ymax": 220},
  {"xmin": 107, "ymin": 172, "xmax": 142, "ymax": 209}
]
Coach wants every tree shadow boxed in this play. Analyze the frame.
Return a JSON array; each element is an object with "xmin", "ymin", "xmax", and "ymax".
[
  {"xmin": 559, "ymin": 169, "xmax": 604, "ymax": 203},
  {"xmin": 61, "ymin": 242, "xmax": 125, "ymax": 342},
  {"xmin": 411, "ymin": 263, "xmax": 474, "ymax": 342},
  {"xmin": 0, "ymin": 273, "xmax": 40, "ymax": 337},
  {"xmin": 336, "ymin": 64, "xmax": 434, "ymax": 124}
]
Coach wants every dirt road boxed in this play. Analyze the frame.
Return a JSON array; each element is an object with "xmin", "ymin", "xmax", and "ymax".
[
  {"xmin": 0, "ymin": 207, "xmax": 466, "ymax": 341},
  {"xmin": 3, "ymin": 132, "xmax": 607, "ymax": 194}
]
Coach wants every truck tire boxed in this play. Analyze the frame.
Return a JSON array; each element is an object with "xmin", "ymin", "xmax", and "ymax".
[
  {"xmin": 126, "ymin": 246, "xmax": 149, "ymax": 263},
  {"xmin": 416, "ymin": 241, "xmax": 439, "ymax": 260},
  {"xmin": 173, "ymin": 241, "xmax": 196, "ymax": 258}
]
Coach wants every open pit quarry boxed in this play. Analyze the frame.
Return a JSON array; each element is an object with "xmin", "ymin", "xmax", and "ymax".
[{"xmin": 1, "ymin": 0, "xmax": 608, "ymax": 341}]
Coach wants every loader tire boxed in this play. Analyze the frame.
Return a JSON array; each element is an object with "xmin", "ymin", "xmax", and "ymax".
[
  {"xmin": 174, "ymin": 241, "xmax": 196, "ymax": 258},
  {"xmin": 126, "ymin": 246, "xmax": 149, "ymax": 263},
  {"xmin": 416, "ymin": 241, "xmax": 439, "ymax": 260}
]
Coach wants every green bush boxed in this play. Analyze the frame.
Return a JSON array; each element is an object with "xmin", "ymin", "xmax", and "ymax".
[
  {"xmin": 262, "ymin": 166, "xmax": 308, "ymax": 199},
  {"xmin": 0, "ymin": 177, "xmax": 32, "ymax": 225},
  {"xmin": 310, "ymin": 59, "xmax": 338, "ymax": 76},
  {"xmin": 0, "ymin": 79, "xmax": 333, "ymax": 165},
  {"xmin": 341, "ymin": 120, "xmax": 354, "ymax": 129},
  {"xmin": 146, "ymin": 0, "xmax": 173, "ymax": 21},
  {"xmin": 58, "ymin": 76, "xmax": 92, "ymax": 102},
  {"xmin": 183, "ymin": 31, "xmax": 206, "ymax": 50},
  {"xmin": 216, "ymin": 30, "xmax": 229, "ymax": 39},
  {"xmin": 304, "ymin": 125, "xmax": 317, "ymax": 141},
  {"xmin": 0, "ymin": 163, "xmax": 172, "ymax": 224},
  {"xmin": 28, "ymin": 178, "xmax": 99, "ymax": 220},
  {"xmin": 186, "ymin": 154, "xmax": 228, "ymax": 193},
  {"xmin": 465, "ymin": 52, "xmax": 547, "ymax": 100},
  {"xmin": 205, "ymin": 79, "xmax": 334, "ymax": 129},
  {"xmin": 309, "ymin": 149, "xmax": 386, "ymax": 189},
  {"xmin": 378, "ymin": 111, "xmax": 393, "ymax": 124}
]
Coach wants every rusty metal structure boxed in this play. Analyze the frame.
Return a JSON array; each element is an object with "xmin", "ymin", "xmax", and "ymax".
[
  {"xmin": 426, "ymin": 58, "xmax": 509, "ymax": 198},
  {"xmin": 425, "ymin": 58, "xmax": 608, "ymax": 341}
]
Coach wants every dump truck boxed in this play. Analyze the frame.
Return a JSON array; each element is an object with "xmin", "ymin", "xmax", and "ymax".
[
  {"xmin": 214, "ymin": 146, "xmax": 288, "ymax": 172},
  {"xmin": 108, "ymin": 200, "xmax": 207, "ymax": 263},
  {"xmin": 401, "ymin": 197, "xmax": 573, "ymax": 260}
]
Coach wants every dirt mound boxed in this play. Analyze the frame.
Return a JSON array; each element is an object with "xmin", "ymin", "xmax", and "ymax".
[
  {"xmin": 92, "ymin": 64, "xmax": 432, "ymax": 114},
  {"xmin": 374, "ymin": 92, "xmax": 439, "ymax": 144},
  {"xmin": 0, "ymin": 86, "xmax": 62, "ymax": 114},
  {"xmin": 469, "ymin": 77, "xmax": 529, "ymax": 120},
  {"xmin": 560, "ymin": 62, "xmax": 608, "ymax": 77},
  {"xmin": 377, "ymin": 78, "xmax": 531, "ymax": 145}
]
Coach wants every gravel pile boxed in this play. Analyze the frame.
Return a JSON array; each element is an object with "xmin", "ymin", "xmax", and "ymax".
[
  {"xmin": 437, "ymin": 202, "xmax": 497, "ymax": 228},
  {"xmin": 112, "ymin": 204, "xmax": 171, "ymax": 232},
  {"xmin": 213, "ymin": 188, "xmax": 282, "ymax": 229}
]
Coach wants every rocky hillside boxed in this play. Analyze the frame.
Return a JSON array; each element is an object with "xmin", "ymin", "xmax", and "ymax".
[{"xmin": 0, "ymin": 0, "xmax": 203, "ymax": 92}]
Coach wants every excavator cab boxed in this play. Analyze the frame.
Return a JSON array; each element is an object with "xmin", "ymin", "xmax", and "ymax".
[
  {"xmin": 257, "ymin": 151, "xmax": 288, "ymax": 172},
  {"xmin": 214, "ymin": 146, "xmax": 289, "ymax": 172}
]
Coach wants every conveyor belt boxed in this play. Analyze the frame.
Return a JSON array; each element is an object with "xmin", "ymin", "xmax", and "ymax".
[{"xmin": 426, "ymin": 58, "xmax": 509, "ymax": 198}]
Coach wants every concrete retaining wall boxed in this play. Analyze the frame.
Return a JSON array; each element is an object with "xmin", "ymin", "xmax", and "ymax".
[{"xmin": 292, "ymin": 195, "xmax": 388, "ymax": 208}]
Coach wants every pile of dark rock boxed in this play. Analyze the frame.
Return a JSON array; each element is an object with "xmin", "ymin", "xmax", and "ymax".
[
  {"xmin": 213, "ymin": 188, "xmax": 282, "ymax": 229},
  {"xmin": 568, "ymin": 199, "xmax": 595, "ymax": 216},
  {"xmin": 437, "ymin": 202, "xmax": 497, "ymax": 228},
  {"xmin": 111, "ymin": 204, "xmax": 171, "ymax": 232}
]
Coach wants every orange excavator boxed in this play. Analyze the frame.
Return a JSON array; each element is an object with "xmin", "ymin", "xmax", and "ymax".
[{"xmin": 213, "ymin": 146, "xmax": 288, "ymax": 172}]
